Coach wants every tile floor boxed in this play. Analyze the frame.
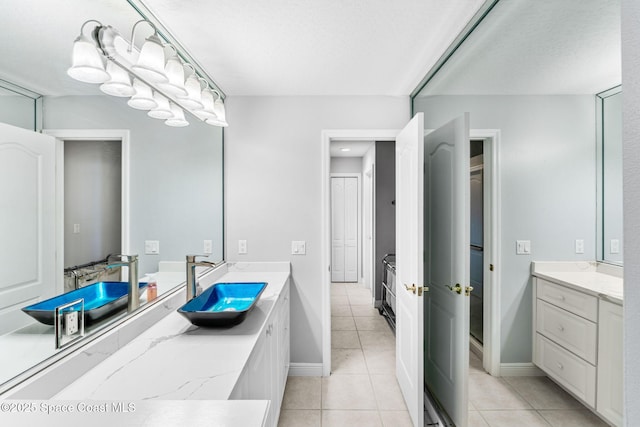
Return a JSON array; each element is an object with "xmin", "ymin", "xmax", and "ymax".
[{"xmin": 278, "ymin": 282, "xmax": 610, "ymax": 427}]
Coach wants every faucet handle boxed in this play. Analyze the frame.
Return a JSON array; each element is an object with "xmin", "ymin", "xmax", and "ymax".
[
  {"xmin": 186, "ymin": 254, "xmax": 209, "ymax": 263},
  {"xmin": 108, "ymin": 254, "xmax": 138, "ymax": 263}
]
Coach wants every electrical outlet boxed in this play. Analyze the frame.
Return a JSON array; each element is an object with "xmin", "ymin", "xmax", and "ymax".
[
  {"xmin": 610, "ymin": 239, "xmax": 620, "ymax": 254},
  {"xmin": 64, "ymin": 311, "xmax": 79, "ymax": 336},
  {"xmin": 204, "ymin": 240, "xmax": 213, "ymax": 254},
  {"xmin": 575, "ymin": 239, "xmax": 585, "ymax": 254},
  {"xmin": 73, "ymin": 224, "xmax": 80, "ymax": 234},
  {"xmin": 238, "ymin": 240, "xmax": 247, "ymax": 254}
]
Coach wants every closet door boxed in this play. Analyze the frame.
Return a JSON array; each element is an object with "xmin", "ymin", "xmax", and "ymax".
[{"xmin": 331, "ymin": 176, "xmax": 358, "ymax": 282}]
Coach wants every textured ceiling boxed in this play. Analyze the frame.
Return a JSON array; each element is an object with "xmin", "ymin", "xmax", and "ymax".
[{"xmin": 418, "ymin": 0, "xmax": 621, "ymax": 96}]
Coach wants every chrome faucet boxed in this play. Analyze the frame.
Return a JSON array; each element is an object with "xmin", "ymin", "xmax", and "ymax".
[
  {"xmin": 107, "ymin": 254, "xmax": 139, "ymax": 312},
  {"xmin": 186, "ymin": 255, "xmax": 216, "ymax": 301}
]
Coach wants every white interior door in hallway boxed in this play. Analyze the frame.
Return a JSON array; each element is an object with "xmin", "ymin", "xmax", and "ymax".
[{"xmin": 331, "ymin": 176, "xmax": 359, "ymax": 282}]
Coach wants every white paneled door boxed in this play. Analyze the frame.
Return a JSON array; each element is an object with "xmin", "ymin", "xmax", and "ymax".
[
  {"xmin": 0, "ymin": 123, "xmax": 56, "ymax": 335},
  {"xmin": 395, "ymin": 113, "xmax": 425, "ymax": 427},
  {"xmin": 424, "ymin": 114, "xmax": 471, "ymax": 427},
  {"xmin": 395, "ymin": 113, "xmax": 471, "ymax": 427},
  {"xmin": 331, "ymin": 176, "xmax": 358, "ymax": 282}
]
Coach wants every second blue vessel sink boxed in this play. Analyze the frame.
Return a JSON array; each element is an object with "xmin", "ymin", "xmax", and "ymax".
[
  {"xmin": 178, "ymin": 282, "xmax": 268, "ymax": 327},
  {"xmin": 22, "ymin": 281, "xmax": 148, "ymax": 325}
]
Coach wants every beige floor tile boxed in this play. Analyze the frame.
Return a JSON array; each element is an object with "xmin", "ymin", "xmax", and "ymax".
[
  {"xmin": 282, "ymin": 376, "xmax": 321, "ymax": 410},
  {"xmin": 322, "ymin": 410, "xmax": 382, "ymax": 427},
  {"xmin": 277, "ymin": 409, "xmax": 321, "ymax": 427},
  {"xmin": 502, "ymin": 376, "xmax": 583, "ymax": 410},
  {"xmin": 469, "ymin": 351, "xmax": 484, "ymax": 374},
  {"xmin": 363, "ymin": 348, "xmax": 396, "ymax": 374},
  {"xmin": 332, "ymin": 330, "xmax": 361, "ymax": 348},
  {"xmin": 380, "ymin": 410, "xmax": 413, "ymax": 427},
  {"xmin": 469, "ymin": 410, "xmax": 490, "ymax": 427},
  {"xmin": 538, "ymin": 409, "xmax": 609, "ymax": 427},
  {"xmin": 358, "ymin": 330, "xmax": 395, "ymax": 350},
  {"xmin": 332, "ymin": 316, "xmax": 356, "ymax": 331},
  {"xmin": 332, "ymin": 348, "xmax": 368, "ymax": 374},
  {"xmin": 351, "ymin": 305, "xmax": 381, "ymax": 317},
  {"xmin": 331, "ymin": 295, "xmax": 350, "ymax": 305},
  {"xmin": 331, "ymin": 283, "xmax": 347, "ymax": 295},
  {"xmin": 348, "ymin": 293, "xmax": 374, "ymax": 305},
  {"xmin": 479, "ymin": 410, "xmax": 550, "ymax": 427},
  {"xmin": 346, "ymin": 285, "xmax": 372, "ymax": 296},
  {"xmin": 354, "ymin": 316, "xmax": 392, "ymax": 332},
  {"xmin": 322, "ymin": 374, "xmax": 377, "ymax": 410},
  {"xmin": 469, "ymin": 373, "xmax": 531, "ymax": 410},
  {"xmin": 370, "ymin": 374, "xmax": 407, "ymax": 410},
  {"xmin": 331, "ymin": 304, "xmax": 352, "ymax": 317}
]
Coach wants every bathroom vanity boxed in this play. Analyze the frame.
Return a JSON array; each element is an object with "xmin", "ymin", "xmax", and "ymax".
[
  {"xmin": 531, "ymin": 261, "xmax": 623, "ymax": 427},
  {"xmin": 2, "ymin": 262, "xmax": 291, "ymax": 427}
]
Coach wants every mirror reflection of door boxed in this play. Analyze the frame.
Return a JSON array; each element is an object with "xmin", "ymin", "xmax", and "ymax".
[
  {"xmin": 469, "ymin": 142, "xmax": 484, "ymax": 345},
  {"xmin": 331, "ymin": 176, "xmax": 358, "ymax": 283},
  {"xmin": 63, "ymin": 140, "xmax": 122, "ymax": 292}
]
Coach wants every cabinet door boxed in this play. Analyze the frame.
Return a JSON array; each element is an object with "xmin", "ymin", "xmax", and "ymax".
[
  {"xmin": 248, "ymin": 329, "xmax": 272, "ymax": 402},
  {"xmin": 597, "ymin": 300, "xmax": 623, "ymax": 426}
]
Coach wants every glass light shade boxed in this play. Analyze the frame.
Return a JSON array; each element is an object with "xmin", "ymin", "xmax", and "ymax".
[
  {"xmin": 148, "ymin": 92, "xmax": 173, "ymax": 119},
  {"xmin": 165, "ymin": 103, "xmax": 189, "ymax": 127},
  {"xmin": 210, "ymin": 98, "xmax": 228, "ymax": 127},
  {"xmin": 158, "ymin": 54, "xmax": 188, "ymax": 97},
  {"xmin": 127, "ymin": 79, "xmax": 157, "ymax": 110},
  {"xmin": 100, "ymin": 62, "xmax": 134, "ymax": 97},
  {"xmin": 178, "ymin": 74, "xmax": 204, "ymax": 110},
  {"xmin": 131, "ymin": 33, "xmax": 168, "ymax": 84},
  {"xmin": 194, "ymin": 89, "xmax": 218, "ymax": 121},
  {"xmin": 67, "ymin": 34, "xmax": 109, "ymax": 84}
]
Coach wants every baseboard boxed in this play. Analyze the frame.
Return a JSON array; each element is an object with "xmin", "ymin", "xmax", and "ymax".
[
  {"xmin": 288, "ymin": 363, "xmax": 323, "ymax": 376},
  {"xmin": 499, "ymin": 362, "xmax": 545, "ymax": 377}
]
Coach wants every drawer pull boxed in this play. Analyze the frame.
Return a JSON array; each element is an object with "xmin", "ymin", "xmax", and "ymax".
[
  {"xmin": 557, "ymin": 325, "xmax": 565, "ymax": 332},
  {"xmin": 555, "ymin": 295, "xmax": 566, "ymax": 301},
  {"xmin": 556, "ymin": 362, "xmax": 564, "ymax": 370}
]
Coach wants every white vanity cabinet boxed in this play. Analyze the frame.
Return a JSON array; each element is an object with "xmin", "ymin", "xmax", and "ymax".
[
  {"xmin": 532, "ymin": 265, "xmax": 623, "ymax": 427},
  {"xmin": 231, "ymin": 280, "xmax": 290, "ymax": 427}
]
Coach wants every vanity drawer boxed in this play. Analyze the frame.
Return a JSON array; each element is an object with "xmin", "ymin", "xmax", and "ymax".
[
  {"xmin": 536, "ymin": 278, "xmax": 598, "ymax": 321},
  {"xmin": 535, "ymin": 333, "xmax": 596, "ymax": 407},
  {"xmin": 536, "ymin": 300, "xmax": 597, "ymax": 364}
]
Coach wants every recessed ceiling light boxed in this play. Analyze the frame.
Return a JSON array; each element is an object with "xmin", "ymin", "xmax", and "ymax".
[{"xmin": 340, "ymin": 148, "xmax": 351, "ymax": 152}]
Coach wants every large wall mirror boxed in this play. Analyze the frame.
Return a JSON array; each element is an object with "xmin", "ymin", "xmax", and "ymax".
[{"xmin": 0, "ymin": 0, "xmax": 224, "ymax": 390}]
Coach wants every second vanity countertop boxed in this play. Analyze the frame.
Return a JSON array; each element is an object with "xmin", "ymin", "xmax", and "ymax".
[
  {"xmin": 53, "ymin": 263, "xmax": 290, "ymax": 401},
  {"xmin": 531, "ymin": 261, "xmax": 623, "ymax": 305}
]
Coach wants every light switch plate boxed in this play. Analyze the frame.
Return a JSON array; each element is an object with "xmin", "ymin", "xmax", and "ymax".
[
  {"xmin": 292, "ymin": 240, "xmax": 306, "ymax": 255},
  {"xmin": 238, "ymin": 240, "xmax": 247, "ymax": 254},
  {"xmin": 145, "ymin": 240, "xmax": 160, "ymax": 255},
  {"xmin": 610, "ymin": 239, "xmax": 620, "ymax": 254},
  {"xmin": 575, "ymin": 239, "xmax": 585, "ymax": 254},
  {"xmin": 203, "ymin": 240, "xmax": 213, "ymax": 254},
  {"xmin": 516, "ymin": 240, "xmax": 531, "ymax": 255}
]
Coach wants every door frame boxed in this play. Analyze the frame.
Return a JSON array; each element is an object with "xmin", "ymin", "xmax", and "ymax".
[
  {"xmin": 320, "ymin": 128, "xmax": 501, "ymax": 378},
  {"xmin": 321, "ymin": 129, "xmax": 398, "ymax": 376},
  {"xmin": 330, "ymin": 173, "xmax": 362, "ymax": 283},
  {"xmin": 44, "ymin": 129, "xmax": 131, "ymax": 292}
]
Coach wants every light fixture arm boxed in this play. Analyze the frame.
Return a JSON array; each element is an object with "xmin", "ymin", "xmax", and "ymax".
[
  {"xmin": 128, "ymin": 19, "xmax": 160, "ymax": 53},
  {"xmin": 79, "ymin": 19, "xmax": 103, "ymax": 35}
]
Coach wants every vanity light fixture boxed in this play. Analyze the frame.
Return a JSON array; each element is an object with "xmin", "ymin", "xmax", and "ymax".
[{"xmin": 67, "ymin": 19, "xmax": 227, "ymax": 128}]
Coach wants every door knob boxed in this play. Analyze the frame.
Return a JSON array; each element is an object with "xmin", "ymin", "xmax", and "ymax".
[
  {"xmin": 465, "ymin": 286, "xmax": 474, "ymax": 297},
  {"xmin": 447, "ymin": 284, "xmax": 463, "ymax": 294},
  {"xmin": 404, "ymin": 284, "xmax": 416, "ymax": 294},
  {"xmin": 404, "ymin": 284, "xmax": 425, "ymax": 296}
]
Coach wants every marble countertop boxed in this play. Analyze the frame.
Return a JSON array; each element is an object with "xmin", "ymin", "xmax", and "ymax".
[
  {"xmin": 53, "ymin": 267, "xmax": 290, "ymax": 401},
  {"xmin": 531, "ymin": 261, "xmax": 623, "ymax": 304}
]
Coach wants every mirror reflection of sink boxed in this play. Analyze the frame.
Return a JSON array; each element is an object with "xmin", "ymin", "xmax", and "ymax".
[
  {"xmin": 22, "ymin": 281, "xmax": 148, "ymax": 325},
  {"xmin": 178, "ymin": 282, "xmax": 267, "ymax": 327}
]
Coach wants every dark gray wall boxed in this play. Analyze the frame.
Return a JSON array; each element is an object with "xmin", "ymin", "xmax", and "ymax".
[{"xmin": 374, "ymin": 141, "xmax": 396, "ymax": 304}]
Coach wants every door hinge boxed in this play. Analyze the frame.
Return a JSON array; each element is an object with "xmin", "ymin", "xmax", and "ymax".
[{"xmin": 489, "ymin": 263, "xmax": 494, "ymax": 272}]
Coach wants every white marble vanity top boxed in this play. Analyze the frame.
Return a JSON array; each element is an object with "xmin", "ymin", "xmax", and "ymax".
[
  {"xmin": 53, "ymin": 264, "xmax": 290, "ymax": 401},
  {"xmin": 531, "ymin": 261, "xmax": 623, "ymax": 304}
]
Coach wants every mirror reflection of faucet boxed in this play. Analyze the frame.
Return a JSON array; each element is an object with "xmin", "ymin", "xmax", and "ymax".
[
  {"xmin": 107, "ymin": 254, "xmax": 139, "ymax": 312},
  {"xmin": 186, "ymin": 255, "xmax": 216, "ymax": 302}
]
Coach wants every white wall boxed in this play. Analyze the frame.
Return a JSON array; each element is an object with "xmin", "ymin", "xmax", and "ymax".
[
  {"xmin": 622, "ymin": 0, "xmax": 640, "ymax": 424},
  {"xmin": 225, "ymin": 96, "xmax": 409, "ymax": 364},
  {"xmin": 0, "ymin": 95, "xmax": 34, "ymax": 130},
  {"xmin": 330, "ymin": 157, "xmax": 362, "ymax": 173},
  {"xmin": 414, "ymin": 95, "xmax": 596, "ymax": 363},
  {"xmin": 43, "ymin": 95, "xmax": 224, "ymax": 275}
]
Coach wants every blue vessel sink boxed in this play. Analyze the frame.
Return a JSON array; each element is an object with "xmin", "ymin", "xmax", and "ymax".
[
  {"xmin": 178, "ymin": 282, "xmax": 268, "ymax": 327},
  {"xmin": 22, "ymin": 281, "xmax": 148, "ymax": 325}
]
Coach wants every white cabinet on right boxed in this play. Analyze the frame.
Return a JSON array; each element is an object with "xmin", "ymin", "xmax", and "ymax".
[{"xmin": 597, "ymin": 299, "xmax": 623, "ymax": 426}]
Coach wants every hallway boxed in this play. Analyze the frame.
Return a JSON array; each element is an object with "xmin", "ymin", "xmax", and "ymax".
[{"xmin": 278, "ymin": 282, "xmax": 411, "ymax": 426}]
